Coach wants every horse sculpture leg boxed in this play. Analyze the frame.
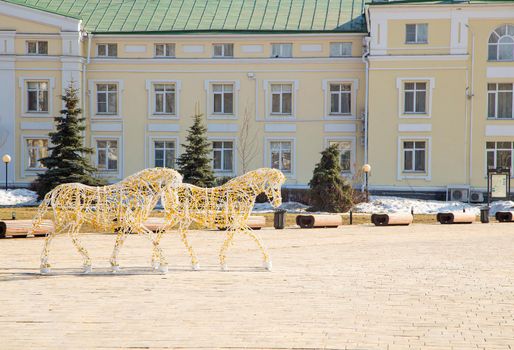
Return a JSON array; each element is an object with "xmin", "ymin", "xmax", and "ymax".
[
  {"xmin": 40, "ymin": 223, "xmax": 70, "ymax": 274},
  {"xmin": 219, "ymin": 229, "xmax": 236, "ymax": 271},
  {"xmin": 241, "ymin": 226, "xmax": 272, "ymax": 271},
  {"xmin": 178, "ymin": 220, "xmax": 199, "ymax": 270},
  {"xmin": 69, "ymin": 225, "xmax": 92, "ymax": 273},
  {"xmin": 110, "ymin": 227, "xmax": 129, "ymax": 272}
]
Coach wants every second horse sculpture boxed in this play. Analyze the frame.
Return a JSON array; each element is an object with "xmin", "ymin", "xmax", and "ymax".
[{"xmin": 159, "ymin": 168, "xmax": 286, "ymax": 271}]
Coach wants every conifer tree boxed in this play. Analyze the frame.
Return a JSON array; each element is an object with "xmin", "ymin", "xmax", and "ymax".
[
  {"xmin": 32, "ymin": 83, "xmax": 104, "ymax": 199},
  {"xmin": 308, "ymin": 144, "xmax": 353, "ymax": 212},
  {"xmin": 177, "ymin": 112, "xmax": 215, "ymax": 187}
]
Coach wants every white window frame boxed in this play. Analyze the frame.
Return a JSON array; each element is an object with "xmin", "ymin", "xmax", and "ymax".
[
  {"xmin": 96, "ymin": 43, "xmax": 118, "ymax": 57},
  {"xmin": 26, "ymin": 40, "xmax": 48, "ymax": 55},
  {"xmin": 154, "ymin": 43, "xmax": 175, "ymax": 58},
  {"xmin": 487, "ymin": 83, "xmax": 514, "ymax": 119},
  {"xmin": 405, "ymin": 23, "xmax": 428, "ymax": 44},
  {"xmin": 265, "ymin": 137, "xmax": 296, "ymax": 178},
  {"xmin": 330, "ymin": 42, "xmax": 352, "ymax": 57},
  {"xmin": 325, "ymin": 137, "xmax": 356, "ymax": 175},
  {"xmin": 212, "ymin": 43, "xmax": 234, "ymax": 58},
  {"xmin": 20, "ymin": 135, "xmax": 50, "ymax": 178},
  {"xmin": 397, "ymin": 136, "xmax": 431, "ymax": 180},
  {"xmin": 145, "ymin": 80, "xmax": 181, "ymax": 120},
  {"xmin": 209, "ymin": 137, "xmax": 236, "ymax": 176},
  {"xmin": 264, "ymin": 80, "xmax": 299, "ymax": 120},
  {"xmin": 488, "ymin": 25, "xmax": 514, "ymax": 62},
  {"xmin": 92, "ymin": 136, "xmax": 122, "ymax": 179},
  {"xmin": 204, "ymin": 80, "xmax": 239, "ymax": 120},
  {"xmin": 18, "ymin": 77, "xmax": 55, "ymax": 118},
  {"xmin": 271, "ymin": 43, "xmax": 292, "ymax": 58},
  {"xmin": 322, "ymin": 79, "xmax": 359, "ymax": 119},
  {"xmin": 396, "ymin": 77, "xmax": 435, "ymax": 118},
  {"xmin": 485, "ymin": 141, "xmax": 514, "ymax": 177},
  {"xmin": 88, "ymin": 80, "xmax": 124, "ymax": 119},
  {"xmin": 147, "ymin": 136, "xmax": 180, "ymax": 168},
  {"xmin": 152, "ymin": 138, "xmax": 178, "ymax": 169}
]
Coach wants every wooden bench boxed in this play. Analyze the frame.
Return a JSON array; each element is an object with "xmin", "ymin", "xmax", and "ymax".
[
  {"xmin": 295, "ymin": 214, "xmax": 342, "ymax": 229},
  {"xmin": 217, "ymin": 215, "xmax": 267, "ymax": 230},
  {"xmin": 437, "ymin": 211, "xmax": 475, "ymax": 224},
  {"xmin": 495, "ymin": 211, "xmax": 514, "ymax": 222},
  {"xmin": 371, "ymin": 213, "xmax": 413, "ymax": 226},
  {"xmin": 0, "ymin": 219, "xmax": 54, "ymax": 238}
]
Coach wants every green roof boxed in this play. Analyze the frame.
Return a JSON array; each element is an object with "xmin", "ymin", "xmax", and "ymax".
[
  {"xmin": 2, "ymin": 0, "xmax": 367, "ymax": 33},
  {"xmin": 368, "ymin": 0, "xmax": 512, "ymax": 5}
]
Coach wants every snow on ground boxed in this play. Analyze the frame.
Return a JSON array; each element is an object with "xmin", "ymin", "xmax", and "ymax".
[
  {"xmin": 0, "ymin": 189, "xmax": 38, "ymax": 206},
  {"xmin": 252, "ymin": 201, "xmax": 309, "ymax": 213},
  {"xmin": 353, "ymin": 195, "xmax": 514, "ymax": 216}
]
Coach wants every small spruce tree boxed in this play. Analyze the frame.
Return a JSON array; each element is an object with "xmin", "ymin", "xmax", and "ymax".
[
  {"xmin": 308, "ymin": 145, "xmax": 353, "ymax": 212},
  {"xmin": 176, "ymin": 112, "xmax": 215, "ymax": 187},
  {"xmin": 32, "ymin": 83, "xmax": 105, "ymax": 199}
]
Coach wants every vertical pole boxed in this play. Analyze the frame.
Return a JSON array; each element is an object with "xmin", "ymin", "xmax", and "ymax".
[
  {"xmin": 4, "ymin": 163, "xmax": 7, "ymax": 191},
  {"xmin": 365, "ymin": 172, "xmax": 369, "ymax": 202}
]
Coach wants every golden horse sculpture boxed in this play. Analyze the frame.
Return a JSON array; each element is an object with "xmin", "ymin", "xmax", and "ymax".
[
  {"xmin": 157, "ymin": 168, "xmax": 286, "ymax": 271},
  {"xmin": 30, "ymin": 168, "xmax": 182, "ymax": 274}
]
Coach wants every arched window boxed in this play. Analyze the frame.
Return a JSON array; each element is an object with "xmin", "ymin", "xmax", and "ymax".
[{"xmin": 489, "ymin": 25, "xmax": 514, "ymax": 61}]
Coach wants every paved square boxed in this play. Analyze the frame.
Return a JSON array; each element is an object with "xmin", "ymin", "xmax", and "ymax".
[{"xmin": 1, "ymin": 223, "xmax": 514, "ymax": 349}]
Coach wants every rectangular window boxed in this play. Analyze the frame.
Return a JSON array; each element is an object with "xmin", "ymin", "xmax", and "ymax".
[
  {"xmin": 272, "ymin": 43, "xmax": 292, "ymax": 58},
  {"xmin": 330, "ymin": 83, "xmax": 352, "ymax": 115},
  {"xmin": 406, "ymin": 24, "xmax": 428, "ymax": 44},
  {"xmin": 154, "ymin": 43, "xmax": 175, "ymax": 57},
  {"xmin": 330, "ymin": 42, "xmax": 352, "ymax": 57},
  {"xmin": 488, "ymin": 83, "xmax": 513, "ymax": 119},
  {"xmin": 487, "ymin": 141, "xmax": 513, "ymax": 171},
  {"xmin": 271, "ymin": 84, "xmax": 292, "ymax": 115},
  {"xmin": 404, "ymin": 82, "xmax": 427, "ymax": 114},
  {"xmin": 26, "ymin": 139, "xmax": 48, "ymax": 169},
  {"xmin": 213, "ymin": 43, "xmax": 234, "ymax": 58},
  {"xmin": 27, "ymin": 41, "xmax": 48, "ymax": 55},
  {"xmin": 154, "ymin": 84, "xmax": 176, "ymax": 115},
  {"xmin": 212, "ymin": 84, "xmax": 234, "ymax": 114},
  {"xmin": 154, "ymin": 141, "xmax": 176, "ymax": 168},
  {"xmin": 212, "ymin": 141, "xmax": 234, "ymax": 172},
  {"xmin": 403, "ymin": 141, "xmax": 426, "ymax": 172},
  {"xmin": 96, "ymin": 140, "xmax": 118, "ymax": 171},
  {"xmin": 96, "ymin": 84, "xmax": 118, "ymax": 115},
  {"xmin": 27, "ymin": 81, "xmax": 49, "ymax": 112},
  {"xmin": 329, "ymin": 141, "xmax": 352, "ymax": 173},
  {"xmin": 270, "ymin": 141, "xmax": 292, "ymax": 173},
  {"xmin": 97, "ymin": 43, "xmax": 118, "ymax": 57}
]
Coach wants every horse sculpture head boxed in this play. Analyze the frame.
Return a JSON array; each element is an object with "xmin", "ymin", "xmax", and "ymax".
[{"xmin": 254, "ymin": 168, "xmax": 286, "ymax": 208}]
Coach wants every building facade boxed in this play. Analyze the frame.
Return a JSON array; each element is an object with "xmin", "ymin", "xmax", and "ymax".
[{"xmin": 0, "ymin": 0, "xmax": 513, "ymax": 200}]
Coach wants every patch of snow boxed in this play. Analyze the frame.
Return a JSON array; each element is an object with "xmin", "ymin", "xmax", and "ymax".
[
  {"xmin": 252, "ymin": 201, "xmax": 309, "ymax": 213},
  {"xmin": 0, "ymin": 189, "xmax": 38, "ymax": 206},
  {"xmin": 352, "ymin": 196, "xmax": 514, "ymax": 216}
]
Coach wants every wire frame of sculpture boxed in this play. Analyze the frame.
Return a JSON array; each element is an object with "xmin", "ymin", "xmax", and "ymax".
[
  {"xmin": 159, "ymin": 168, "xmax": 286, "ymax": 271},
  {"xmin": 31, "ymin": 168, "xmax": 182, "ymax": 274}
]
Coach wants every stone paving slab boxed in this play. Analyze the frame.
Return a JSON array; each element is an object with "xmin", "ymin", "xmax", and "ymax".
[{"xmin": 1, "ymin": 223, "xmax": 514, "ymax": 349}]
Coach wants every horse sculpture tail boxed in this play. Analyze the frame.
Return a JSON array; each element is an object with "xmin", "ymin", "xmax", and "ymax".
[{"xmin": 29, "ymin": 190, "xmax": 53, "ymax": 236}]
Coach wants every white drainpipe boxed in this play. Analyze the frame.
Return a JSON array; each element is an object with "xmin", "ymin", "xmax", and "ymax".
[
  {"xmin": 362, "ymin": 37, "xmax": 371, "ymax": 165},
  {"xmin": 465, "ymin": 24, "xmax": 475, "ymax": 184}
]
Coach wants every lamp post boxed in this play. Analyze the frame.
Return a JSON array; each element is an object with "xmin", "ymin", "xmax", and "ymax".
[
  {"xmin": 362, "ymin": 164, "xmax": 371, "ymax": 202},
  {"xmin": 2, "ymin": 154, "xmax": 11, "ymax": 191}
]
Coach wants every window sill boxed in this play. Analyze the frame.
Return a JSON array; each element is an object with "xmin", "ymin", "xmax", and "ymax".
[
  {"xmin": 154, "ymin": 56, "xmax": 176, "ymax": 59},
  {"xmin": 207, "ymin": 114, "xmax": 237, "ymax": 120},
  {"xmin": 487, "ymin": 117, "xmax": 514, "ymax": 120},
  {"xmin": 21, "ymin": 112, "xmax": 51, "ymax": 118},
  {"xmin": 325, "ymin": 114, "xmax": 355, "ymax": 120},
  {"xmin": 92, "ymin": 115, "xmax": 122, "ymax": 120},
  {"xmin": 399, "ymin": 114, "xmax": 431, "ymax": 119},
  {"xmin": 150, "ymin": 114, "xmax": 178, "ymax": 119},
  {"xmin": 404, "ymin": 42, "xmax": 428, "ymax": 45},
  {"xmin": 212, "ymin": 57, "xmax": 234, "ymax": 59}
]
